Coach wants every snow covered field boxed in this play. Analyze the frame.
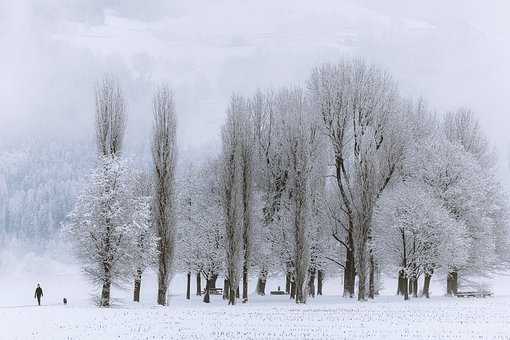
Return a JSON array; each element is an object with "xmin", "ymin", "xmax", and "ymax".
[
  {"xmin": 2, "ymin": 294, "xmax": 510, "ymax": 339},
  {"xmin": 1, "ymin": 253, "xmax": 510, "ymax": 340}
]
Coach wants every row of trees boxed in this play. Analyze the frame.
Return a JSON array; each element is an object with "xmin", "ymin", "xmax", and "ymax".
[
  {"xmin": 66, "ymin": 59, "xmax": 509, "ymax": 306},
  {"xmin": 179, "ymin": 59, "xmax": 509, "ymax": 304}
]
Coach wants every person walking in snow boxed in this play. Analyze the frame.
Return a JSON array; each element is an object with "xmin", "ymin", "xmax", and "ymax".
[{"xmin": 34, "ymin": 283, "xmax": 43, "ymax": 306}]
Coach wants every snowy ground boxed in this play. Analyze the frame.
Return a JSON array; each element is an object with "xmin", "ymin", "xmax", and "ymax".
[
  {"xmin": 1, "ymin": 250, "xmax": 510, "ymax": 339},
  {"xmin": 2, "ymin": 294, "xmax": 510, "ymax": 339}
]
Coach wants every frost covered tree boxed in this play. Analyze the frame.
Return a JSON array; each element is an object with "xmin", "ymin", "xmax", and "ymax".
[
  {"xmin": 95, "ymin": 76, "xmax": 126, "ymax": 158},
  {"xmin": 152, "ymin": 85, "xmax": 178, "ymax": 306},
  {"xmin": 373, "ymin": 105, "xmax": 509, "ymax": 297},
  {"xmin": 131, "ymin": 170, "xmax": 158, "ymax": 302},
  {"xmin": 220, "ymin": 95, "xmax": 245, "ymax": 305},
  {"xmin": 66, "ymin": 157, "xmax": 135, "ymax": 307},
  {"xmin": 309, "ymin": 60, "xmax": 402, "ymax": 300},
  {"xmin": 411, "ymin": 136, "xmax": 482, "ymax": 295},
  {"xmin": 65, "ymin": 163, "xmax": 158, "ymax": 306},
  {"xmin": 252, "ymin": 90, "xmax": 300, "ymax": 297},
  {"xmin": 374, "ymin": 180, "xmax": 467, "ymax": 300},
  {"xmin": 443, "ymin": 108, "xmax": 491, "ymax": 165},
  {"xmin": 176, "ymin": 163, "xmax": 204, "ymax": 299},
  {"xmin": 248, "ymin": 88, "xmax": 324, "ymax": 303},
  {"xmin": 278, "ymin": 88, "xmax": 322, "ymax": 303},
  {"xmin": 440, "ymin": 109, "xmax": 509, "ymax": 293},
  {"xmin": 250, "ymin": 90, "xmax": 291, "ymax": 294},
  {"xmin": 177, "ymin": 160, "xmax": 224, "ymax": 303},
  {"xmin": 308, "ymin": 185, "xmax": 329, "ymax": 297},
  {"xmin": 251, "ymin": 206, "xmax": 274, "ymax": 296},
  {"xmin": 240, "ymin": 132, "xmax": 254, "ymax": 302},
  {"xmin": 66, "ymin": 75, "xmax": 130, "ymax": 307}
]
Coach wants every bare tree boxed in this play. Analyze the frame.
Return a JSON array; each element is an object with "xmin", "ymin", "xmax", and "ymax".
[
  {"xmin": 220, "ymin": 96, "xmax": 242, "ymax": 305},
  {"xmin": 240, "ymin": 110, "xmax": 254, "ymax": 303},
  {"xmin": 308, "ymin": 62, "xmax": 356, "ymax": 298},
  {"xmin": 152, "ymin": 85, "xmax": 177, "ymax": 306},
  {"xmin": 280, "ymin": 88, "xmax": 321, "ymax": 303},
  {"xmin": 309, "ymin": 60, "xmax": 400, "ymax": 300},
  {"xmin": 253, "ymin": 90, "xmax": 298, "ymax": 296},
  {"xmin": 95, "ymin": 75, "xmax": 126, "ymax": 158},
  {"xmin": 221, "ymin": 95, "xmax": 253, "ymax": 304}
]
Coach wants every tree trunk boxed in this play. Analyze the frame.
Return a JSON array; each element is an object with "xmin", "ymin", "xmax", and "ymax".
[
  {"xmin": 133, "ymin": 268, "xmax": 142, "ymax": 302},
  {"xmin": 196, "ymin": 272, "xmax": 202, "ymax": 296},
  {"xmin": 101, "ymin": 234, "xmax": 112, "ymax": 307},
  {"xmin": 403, "ymin": 276, "xmax": 409, "ymax": 301},
  {"xmin": 101, "ymin": 261, "xmax": 112, "ymax": 307},
  {"xmin": 308, "ymin": 269, "xmax": 316, "ymax": 298},
  {"xmin": 375, "ymin": 266, "xmax": 381, "ymax": 296},
  {"xmin": 228, "ymin": 282, "xmax": 237, "ymax": 305},
  {"xmin": 223, "ymin": 279, "xmax": 229, "ymax": 300},
  {"xmin": 203, "ymin": 276, "xmax": 210, "ymax": 303},
  {"xmin": 242, "ymin": 163, "xmax": 251, "ymax": 304},
  {"xmin": 447, "ymin": 271, "xmax": 458, "ymax": 296},
  {"xmin": 157, "ymin": 275, "xmax": 168, "ymax": 306},
  {"xmin": 317, "ymin": 270, "xmax": 324, "ymax": 296},
  {"xmin": 256, "ymin": 270, "xmax": 267, "ymax": 296},
  {"xmin": 156, "ymin": 240, "xmax": 170, "ymax": 306},
  {"xmin": 368, "ymin": 255, "xmax": 375, "ymax": 299},
  {"xmin": 242, "ymin": 267, "xmax": 248, "ymax": 303},
  {"xmin": 357, "ymin": 241, "xmax": 367, "ymax": 301},
  {"xmin": 186, "ymin": 272, "xmax": 191, "ymax": 300},
  {"xmin": 398, "ymin": 270, "xmax": 406, "ymax": 296},
  {"xmin": 400, "ymin": 229, "xmax": 408, "ymax": 301},
  {"xmin": 295, "ymin": 273, "xmax": 306, "ymax": 304},
  {"xmin": 157, "ymin": 253, "xmax": 170, "ymax": 306},
  {"xmin": 100, "ymin": 280, "xmax": 111, "ymax": 307},
  {"xmin": 210, "ymin": 274, "xmax": 218, "ymax": 289},
  {"xmin": 290, "ymin": 279, "xmax": 296, "ymax": 300},
  {"xmin": 343, "ymin": 231, "xmax": 355, "ymax": 298},
  {"xmin": 285, "ymin": 272, "xmax": 291, "ymax": 294},
  {"xmin": 451, "ymin": 271, "xmax": 458, "ymax": 295},
  {"xmin": 422, "ymin": 273, "xmax": 431, "ymax": 298},
  {"xmin": 358, "ymin": 274, "xmax": 366, "ymax": 301},
  {"xmin": 410, "ymin": 276, "xmax": 418, "ymax": 297},
  {"xmin": 236, "ymin": 286, "xmax": 240, "ymax": 299}
]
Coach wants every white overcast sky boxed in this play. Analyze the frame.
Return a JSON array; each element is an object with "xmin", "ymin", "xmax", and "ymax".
[{"xmin": 1, "ymin": 0, "xmax": 510, "ymax": 168}]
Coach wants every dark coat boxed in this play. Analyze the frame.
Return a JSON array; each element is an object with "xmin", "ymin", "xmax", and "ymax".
[{"xmin": 34, "ymin": 287, "xmax": 43, "ymax": 298}]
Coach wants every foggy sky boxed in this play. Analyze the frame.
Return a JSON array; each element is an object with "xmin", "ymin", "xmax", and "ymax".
[{"xmin": 1, "ymin": 0, "xmax": 509, "ymax": 168}]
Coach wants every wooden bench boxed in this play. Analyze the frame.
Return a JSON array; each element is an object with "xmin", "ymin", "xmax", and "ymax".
[
  {"xmin": 270, "ymin": 287, "xmax": 287, "ymax": 295},
  {"xmin": 455, "ymin": 290, "xmax": 493, "ymax": 298},
  {"xmin": 202, "ymin": 288, "xmax": 223, "ymax": 295}
]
